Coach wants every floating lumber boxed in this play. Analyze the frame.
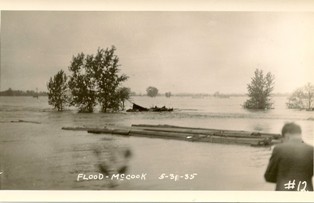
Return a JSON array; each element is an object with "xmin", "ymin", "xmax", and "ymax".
[
  {"xmin": 129, "ymin": 129, "xmax": 194, "ymax": 140},
  {"xmin": 62, "ymin": 127, "xmax": 107, "ymax": 131},
  {"xmin": 131, "ymin": 126, "xmax": 257, "ymax": 138},
  {"xmin": 131, "ymin": 124, "xmax": 282, "ymax": 139},
  {"xmin": 88, "ymin": 128, "xmax": 130, "ymax": 136},
  {"xmin": 62, "ymin": 124, "xmax": 281, "ymax": 146},
  {"xmin": 63, "ymin": 127, "xmax": 131, "ymax": 136},
  {"xmin": 88, "ymin": 125, "xmax": 280, "ymax": 147},
  {"xmin": 129, "ymin": 129, "xmax": 271, "ymax": 146},
  {"xmin": 10, "ymin": 120, "xmax": 41, "ymax": 124}
]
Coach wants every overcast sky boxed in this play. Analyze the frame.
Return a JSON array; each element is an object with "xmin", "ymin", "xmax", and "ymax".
[{"xmin": 1, "ymin": 11, "xmax": 314, "ymax": 94}]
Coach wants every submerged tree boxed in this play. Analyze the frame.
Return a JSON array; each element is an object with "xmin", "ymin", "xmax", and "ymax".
[
  {"xmin": 243, "ymin": 69, "xmax": 275, "ymax": 109},
  {"xmin": 287, "ymin": 83, "xmax": 314, "ymax": 110},
  {"xmin": 146, "ymin": 86, "xmax": 158, "ymax": 97},
  {"xmin": 68, "ymin": 53, "xmax": 97, "ymax": 113},
  {"xmin": 92, "ymin": 46, "xmax": 128, "ymax": 112},
  {"xmin": 165, "ymin": 92, "xmax": 172, "ymax": 98},
  {"xmin": 47, "ymin": 70, "xmax": 68, "ymax": 111},
  {"xmin": 304, "ymin": 83, "xmax": 314, "ymax": 110},
  {"xmin": 67, "ymin": 46, "xmax": 128, "ymax": 113}
]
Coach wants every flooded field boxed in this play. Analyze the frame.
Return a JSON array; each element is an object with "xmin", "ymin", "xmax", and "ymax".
[{"xmin": 0, "ymin": 96, "xmax": 313, "ymax": 190}]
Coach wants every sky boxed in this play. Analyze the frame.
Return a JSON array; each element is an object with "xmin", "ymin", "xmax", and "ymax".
[{"xmin": 1, "ymin": 11, "xmax": 314, "ymax": 94}]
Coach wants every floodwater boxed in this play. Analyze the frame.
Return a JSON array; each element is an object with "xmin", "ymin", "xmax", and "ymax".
[{"xmin": 0, "ymin": 96, "xmax": 313, "ymax": 190}]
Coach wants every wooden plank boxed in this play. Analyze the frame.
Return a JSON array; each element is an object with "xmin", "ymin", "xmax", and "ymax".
[
  {"xmin": 135, "ymin": 127, "xmax": 258, "ymax": 138},
  {"xmin": 132, "ymin": 124, "xmax": 282, "ymax": 139},
  {"xmin": 88, "ymin": 128, "xmax": 131, "ymax": 136},
  {"xmin": 64, "ymin": 124, "xmax": 276, "ymax": 146},
  {"xmin": 112, "ymin": 129, "xmax": 130, "ymax": 135},
  {"xmin": 129, "ymin": 129, "xmax": 192, "ymax": 139},
  {"xmin": 62, "ymin": 127, "xmax": 104, "ymax": 131},
  {"xmin": 129, "ymin": 129, "xmax": 270, "ymax": 146},
  {"xmin": 87, "ymin": 129, "xmax": 114, "ymax": 134},
  {"xmin": 132, "ymin": 124, "xmax": 249, "ymax": 134},
  {"xmin": 199, "ymin": 136, "xmax": 271, "ymax": 146},
  {"xmin": 11, "ymin": 120, "xmax": 41, "ymax": 124}
]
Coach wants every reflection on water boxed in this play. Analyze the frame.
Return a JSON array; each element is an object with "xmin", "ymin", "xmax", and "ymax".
[{"xmin": 0, "ymin": 96, "xmax": 313, "ymax": 190}]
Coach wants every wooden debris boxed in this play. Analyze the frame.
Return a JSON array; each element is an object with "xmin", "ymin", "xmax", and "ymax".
[
  {"xmin": 132, "ymin": 124, "xmax": 282, "ymax": 139},
  {"xmin": 62, "ymin": 124, "xmax": 282, "ymax": 146},
  {"xmin": 10, "ymin": 120, "xmax": 41, "ymax": 124},
  {"xmin": 62, "ymin": 127, "xmax": 107, "ymax": 132}
]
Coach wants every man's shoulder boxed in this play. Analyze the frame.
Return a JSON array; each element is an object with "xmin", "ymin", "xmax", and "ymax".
[
  {"xmin": 274, "ymin": 142, "xmax": 313, "ymax": 152},
  {"xmin": 303, "ymin": 143, "xmax": 314, "ymax": 152},
  {"xmin": 274, "ymin": 143, "xmax": 290, "ymax": 150},
  {"xmin": 304, "ymin": 143, "xmax": 314, "ymax": 149}
]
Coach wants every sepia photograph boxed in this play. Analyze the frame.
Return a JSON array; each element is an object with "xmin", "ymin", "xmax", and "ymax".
[{"xmin": 0, "ymin": 1, "xmax": 314, "ymax": 201}]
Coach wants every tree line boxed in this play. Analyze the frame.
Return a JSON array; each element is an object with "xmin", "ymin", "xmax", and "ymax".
[
  {"xmin": 0, "ymin": 88, "xmax": 47, "ymax": 97},
  {"xmin": 47, "ymin": 46, "xmax": 313, "ymax": 112}
]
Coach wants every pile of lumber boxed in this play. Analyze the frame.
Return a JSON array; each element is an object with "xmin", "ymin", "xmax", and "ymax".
[{"xmin": 62, "ymin": 124, "xmax": 282, "ymax": 147}]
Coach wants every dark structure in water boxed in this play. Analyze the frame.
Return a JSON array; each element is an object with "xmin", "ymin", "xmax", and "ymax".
[
  {"xmin": 126, "ymin": 103, "xmax": 173, "ymax": 112},
  {"xmin": 127, "ymin": 103, "xmax": 149, "ymax": 112}
]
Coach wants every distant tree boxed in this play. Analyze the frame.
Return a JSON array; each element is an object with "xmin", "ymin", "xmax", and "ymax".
[
  {"xmin": 117, "ymin": 87, "xmax": 131, "ymax": 110},
  {"xmin": 243, "ymin": 69, "xmax": 275, "ymax": 109},
  {"xmin": 213, "ymin": 91, "xmax": 220, "ymax": 97},
  {"xmin": 287, "ymin": 83, "xmax": 314, "ymax": 110},
  {"xmin": 165, "ymin": 92, "xmax": 172, "ymax": 98},
  {"xmin": 91, "ymin": 46, "xmax": 128, "ymax": 112},
  {"xmin": 287, "ymin": 88, "xmax": 305, "ymax": 109},
  {"xmin": 47, "ymin": 70, "xmax": 68, "ymax": 111},
  {"xmin": 130, "ymin": 91, "xmax": 137, "ymax": 96},
  {"xmin": 68, "ymin": 53, "xmax": 97, "ymax": 113},
  {"xmin": 0, "ymin": 88, "xmax": 47, "ymax": 96},
  {"xmin": 146, "ymin": 86, "xmax": 158, "ymax": 97},
  {"xmin": 304, "ymin": 83, "xmax": 314, "ymax": 110},
  {"xmin": 7, "ymin": 88, "xmax": 13, "ymax": 96}
]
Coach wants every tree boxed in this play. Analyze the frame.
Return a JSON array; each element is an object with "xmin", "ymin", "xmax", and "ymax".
[
  {"xmin": 68, "ymin": 53, "xmax": 97, "ymax": 113},
  {"xmin": 92, "ymin": 46, "xmax": 128, "ymax": 112},
  {"xmin": 47, "ymin": 70, "xmax": 68, "ymax": 111},
  {"xmin": 165, "ymin": 92, "xmax": 172, "ymax": 98},
  {"xmin": 304, "ymin": 83, "xmax": 314, "ymax": 110},
  {"xmin": 67, "ymin": 46, "xmax": 128, "ymax": 113},
  {"xmin": 287, "ymin": 83, "xmax": 314, "ymax": 110},
  {"xmin": 243, "ymin": 69, "xmax": 275, "ymax": 109},
  {"xmin": 117, "ymin": 87, "xmax": 131, "ymax": 110},
  {"xmin": 213, "ymin": 91, "xmax": 220, "ymax": 97},
  {"xmin": 146, "ymin": 86, "xmax": 158, "ymax": 97},
  {"xmin": 6, "ymin": 88, "xmax": 13, "ymax": 96}
]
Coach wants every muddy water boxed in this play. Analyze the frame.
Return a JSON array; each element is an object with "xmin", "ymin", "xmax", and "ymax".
[{"xmin": 0, "ymin": 96, "xmax": 313, "ymax": 190}]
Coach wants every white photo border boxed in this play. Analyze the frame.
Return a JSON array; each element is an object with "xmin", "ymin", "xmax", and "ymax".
[{"xmin": 1, "ymin": 0, "xmax": 314, "ymax": 202}]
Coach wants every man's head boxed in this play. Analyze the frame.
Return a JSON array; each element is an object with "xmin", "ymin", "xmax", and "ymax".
[{"xmin": 281, "ymin": 122, "xmax": 302, "ymax": 141}]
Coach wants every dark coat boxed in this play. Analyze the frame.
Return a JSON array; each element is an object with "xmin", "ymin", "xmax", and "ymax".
[{"xmin": 264, "ymin": 141, "xmax": 313, "ymax": 191}]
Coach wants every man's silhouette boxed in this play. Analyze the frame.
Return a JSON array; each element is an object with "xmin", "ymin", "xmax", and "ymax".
[{"xmin": 264, "ymin": 122, "xmax": 313, "ymax": 191}]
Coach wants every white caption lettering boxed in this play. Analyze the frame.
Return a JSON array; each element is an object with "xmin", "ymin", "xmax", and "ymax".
[
  {"xmin": 76, "ymin": 173, "xmax": 147, "ymax": 181},
  {"xmin": 158, "ymin": 173, "xmax": 198, "ymax": 181}
]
